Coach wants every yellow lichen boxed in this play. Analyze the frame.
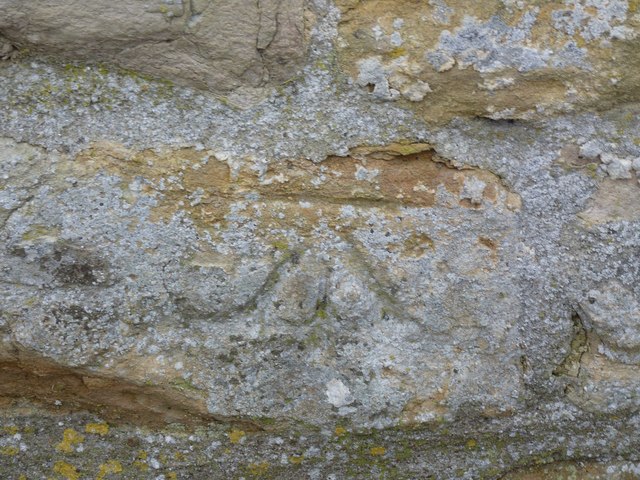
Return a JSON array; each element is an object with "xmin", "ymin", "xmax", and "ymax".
[
  {"xmin": 96, "ymin": 460, "xmax": 123, "ymax": 479},
  {"xmin": 56, "ymin": 429, "xmax": 84, "ymax": 453},
  {"xmin": 132, "ymin": 461, "xmax": 149, "ymax": 472},
  {"xmin": 466, "ymin": 439, "xmax": 478, "ymax": 449},
  {"xmin": 133, "ymin": 449, "xmax": 149, "ymax": 471},
  {"xmin": 387, "ymin": 47, "xmax": 407, "ymax": 59},
  {"xmin": 0, "ymin": 445, "xmax": 19, "ymax": 456},
  {"xmin": 174, "ymin": 451, "xmax": 186, "ymax": 461},
  {"xmin": 246, "ymin": 461, "xmax": 270, "ymax": 477},
  {"xmin": 289, "ymin": 455, "xmax": 304, "ymax": 464},
  {"xmin": 370, "ymin": 446, "xmax": 386, "ymax": 456},
  {"xmin": 167, "ymin": 473, "xmax": 177, "ymax": 480},
  {"xmin": 85, "ymin": 422, "xmax": 110, "ymax": 436},
  {"xmin": 228, "ymin": 429, "xmax": 246, "ymax": 444},
  {"xmin": 335, "ymin": 426, "xmax": 347, "ymax": 437},
  {"xmin": 53, "ymin": 461, "xmax": 80, "ymax": 480},
  {"xmin": 3, "ymin": 426, "xmax": 19, "ymax": 435}
]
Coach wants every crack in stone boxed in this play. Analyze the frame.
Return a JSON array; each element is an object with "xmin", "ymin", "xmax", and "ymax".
[{"xmin": 553, "ymin": 310, "xmax": 589, "ymax": 379}]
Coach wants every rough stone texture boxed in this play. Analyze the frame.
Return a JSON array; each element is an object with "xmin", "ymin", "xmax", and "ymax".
[
  {"xmin": 337, "ymin": 0, "xmax": 640, "ymax": 122},
  {"xmin": 0, "ymin": 0, "xmax": 310, "ymax": 101},
  {"xmin": 0, "ymin": 0, "xmax": 640, "ymax": 479}
]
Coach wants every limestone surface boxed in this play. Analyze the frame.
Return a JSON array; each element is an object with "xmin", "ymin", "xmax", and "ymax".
[
  {"xmin": 0, "ymin": 0, "xmax": 639, "ymax": 479},
  {"xmin": 337, "ymin": 0, "xmax": 640, "ymax": 122},
  {"xmin": 0, "ymin": 0, "xmax": 310, "ymax": 100}
]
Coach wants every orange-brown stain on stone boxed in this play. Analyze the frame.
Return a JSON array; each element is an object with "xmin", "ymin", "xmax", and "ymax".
[
  {"xmin": 68, "ymin": 142, "xmax": 520, "ymax": 246},
  {"xmin": 400, "ymin": 383, "xmax": 450, "ymax": 425},
  {"xmin": 478, "ymin": 236, "xmax": 499, "ymax": 264},
  {"xmin": 0, "ymin": 352, "xmax": 262, "ymax": 430}
]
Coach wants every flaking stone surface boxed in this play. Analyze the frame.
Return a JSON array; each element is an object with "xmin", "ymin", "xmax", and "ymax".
[{"xmin": 0, "ymin": 1, "xmax": 640, "ymax": 479}]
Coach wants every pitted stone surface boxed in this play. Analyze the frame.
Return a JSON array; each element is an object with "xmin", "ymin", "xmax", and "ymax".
[
  {"xmin": 337, "ymin": 0, "xmax": 640, "ymax": 122},
  {"xmin": 1, "ymin": 0, "xmax": 640, "ymax": 478},
  {"xmin": 0, "ymin": 140, "xmax": 525, "ymax": 427}
]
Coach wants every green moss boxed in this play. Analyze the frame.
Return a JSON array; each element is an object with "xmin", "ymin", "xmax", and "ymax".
[
  {"xmin": 271, "ymin": 240, "xmax": 289, "ymax": 251},
  {"xmin": 315, "ymin": 60, "xmax": 330, "ymax": 71},
  {"xmin": 21, "ymin": 224, "xmax": 60, "ymax": 242},
  {"xmin": 251, "ymin": 417, "xmax": 277, "ymax": 428},
  {"xmin": 395, "ymin": 446, "xmax": 413, "ymax": 461},
  {"xmin": 304, "ymin": 329, "xmax": 323, "ymax": 347},
  {"xmin": 585, "ymin": 162, "xmax": 599, "ymax": 178},
  {"xmin": 24, "ymin": 297, "xmax": 39, "ymax": 307},
  {"xmin": 171, "ymin": 377, "xmax": 201, "ymax": 393}
]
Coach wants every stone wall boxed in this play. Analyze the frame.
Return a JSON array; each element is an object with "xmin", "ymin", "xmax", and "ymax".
[{"xmin": 0, "ymin": 1, "xmax": 639, "ymax": 478}]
